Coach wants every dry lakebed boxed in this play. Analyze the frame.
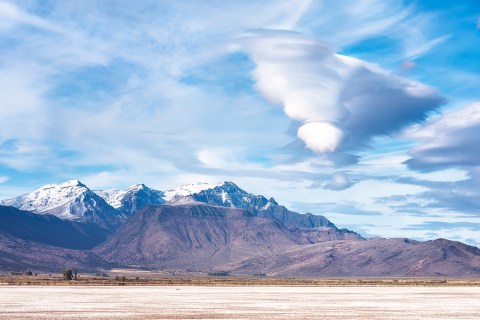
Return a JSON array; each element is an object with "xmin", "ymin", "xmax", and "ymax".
[{"xmin": 1, "ymin": 285, "xmax": 479, "ymax": 320}]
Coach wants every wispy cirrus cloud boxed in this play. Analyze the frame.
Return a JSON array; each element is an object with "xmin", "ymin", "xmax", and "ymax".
[{"xmin": 0, "ymin": 1, "xmax": 62, "ymax": 32}]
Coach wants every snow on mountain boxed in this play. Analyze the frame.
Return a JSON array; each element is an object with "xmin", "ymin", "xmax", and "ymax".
[
  {"xmin": 1, "ymin": 180, "xmax": 89, "ymax": 219},
  {"xmin": 95, "ymin": 184, "xmax": 164, "ymax": 217},
  {"xmin": 0, "ymin": 179, "xmax": 320, "ymax": 229},
  {"xmin": 1, "ymin": 180, "xmax": 278, "ymax": 219},
  {"xmin": 0, "ymin": 179, "xmax": 356, "ymax": 245},
  {"xmin": 165, "ymin": 181, "xmax": 340, "ymax": 231},
  {"xmin": 166, "ymin": 181, "xmax": 278, "ymax": 210},
  {"xmin": 94, "ymin": 189, "xmax": 123, "ymax": 209},
  {"xmin": 163, "ymin": 182, "xmax": 218, "ymax": 201},
  {"xmin": 0, "ymin": 180, "xmax": 124, "ymax": 229}
]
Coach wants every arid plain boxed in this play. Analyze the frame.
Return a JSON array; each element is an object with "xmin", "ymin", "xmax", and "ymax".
[{"xmin": 1, "ymin": 285, "xmax": 479, "ymax": 320}]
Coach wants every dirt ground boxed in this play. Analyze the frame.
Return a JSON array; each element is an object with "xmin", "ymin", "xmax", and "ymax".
[
  {"xmin": 0, "ymin": 285, "xmax": 479, "ymax": 320},
  {"xmin": 2, "ymin": 273, "xmax": 480, "ymax": 286}
]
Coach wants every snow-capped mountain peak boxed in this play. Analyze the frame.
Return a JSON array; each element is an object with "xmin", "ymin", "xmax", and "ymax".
[
  {"xmin": 1, "ymin": 180, "xmax": 91, "ymax": 219},
  {"xmin": 95, "ymin": 183, "xmax": 164, "ymax": 216},
  {"xmin": 94, "ymin": 184, "xmax": 150, "ymax": 209},
  {"xmin": 0, "ymin": 180, "xmax": 124, "ymax": 228},
  {"xmin": 41, "ymin": 179, "xmax": 85, "ymax": 189},
  {"xmin": 166, "ymin": 181, "xmax": 278, "ymax": 210},
  {"xmin": 0, "ymin": 179, "xmax": 279, "ymax": 225},
  {"xmin": 126, "ymin": 183, "xmax": 148, "ymax": 192}
]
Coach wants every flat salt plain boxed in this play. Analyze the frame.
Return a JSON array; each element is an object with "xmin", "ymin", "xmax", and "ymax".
[{"xmin": 1, "ymin": 286, "xmax": 479, "ymax": 320}]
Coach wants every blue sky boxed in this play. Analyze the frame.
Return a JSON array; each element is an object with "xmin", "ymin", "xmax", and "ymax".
[{"xmin": 0, "ymin": 0, "xmax": 479, "ymax": 246}]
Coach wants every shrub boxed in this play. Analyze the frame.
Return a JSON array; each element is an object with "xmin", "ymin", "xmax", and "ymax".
[{"xmin": 62, "ymin": 268, "xmax": 73, "ymax": 281}]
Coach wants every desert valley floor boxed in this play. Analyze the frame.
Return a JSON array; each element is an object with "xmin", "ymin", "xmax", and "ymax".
[{"xmin": 1, "ymin": 286, "xmax": 479, "ymax": 320}]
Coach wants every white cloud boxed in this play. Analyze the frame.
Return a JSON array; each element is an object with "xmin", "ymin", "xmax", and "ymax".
[
  {"xmin": 240, "ymin": 31, "xmax": 444, "ymax": 163},
  {"xmin": 403, "ymin": 35, "xmax": 450, "ymax": 60},
  {"xmin": 297, "ymin": 122, "xmax": 345, "ymax": 153}
]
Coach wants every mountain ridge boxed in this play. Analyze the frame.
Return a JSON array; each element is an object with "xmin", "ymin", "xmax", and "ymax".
[{"xmin": 1, "ymin": 179, "xmax": 479, "ymax": 277}]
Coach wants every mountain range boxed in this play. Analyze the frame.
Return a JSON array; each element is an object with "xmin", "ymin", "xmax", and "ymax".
[{"xmin": 1, "ymin": 180, "xmax": 479, "ymax": 276}]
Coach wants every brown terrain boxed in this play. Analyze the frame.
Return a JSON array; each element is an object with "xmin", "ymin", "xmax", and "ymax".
[
  {"xmin": 226, "ymin": 237, "xmax": 480, "ymax": 277},
  {"xmin": 93, "ymin": 203, "xmax": 480, "ymax": 277},
  {"xmin": 93, "ymin": 203, "xmax": 362, "ymax": 270},
  {"xmin": 1, "ymin": 271, "xmax": 480, "ymax": 286},
  {"xmin": 0, "ymin": 233, "xmax": 109, "ymax": 272}
]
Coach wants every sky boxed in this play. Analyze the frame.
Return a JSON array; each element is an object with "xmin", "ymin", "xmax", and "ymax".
[{"xmin": 0, "ymin": 0, "xmax": 479, "ymax": 246}]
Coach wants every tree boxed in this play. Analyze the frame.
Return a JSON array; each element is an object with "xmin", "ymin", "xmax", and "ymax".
[{"xmin": 63, "ymin": 268, "xmax": 73, "ymax": 280}]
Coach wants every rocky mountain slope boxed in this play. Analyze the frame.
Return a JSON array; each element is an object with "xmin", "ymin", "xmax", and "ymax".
[
  {"xmin": 0, "ymin": 205, "xmax": 109, "ymax": 249},
  {"xmin": 0, "ymin": 206, "xmax": 109, "ymax": 272},
  {"xmin": 93, "ymin": 203, "xmax": 361, "ymax": 270},
  {"xmin": 0, "ymin": 232, "xmax": 109, "ymax": 272}
]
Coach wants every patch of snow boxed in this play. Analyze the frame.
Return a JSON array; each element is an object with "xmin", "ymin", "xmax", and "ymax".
[
  {"xmin": 94, "ymin": 189, "xmax": 123, "ymax": 208},
  {"xmin": 163, "ymin": 182, "xmax": 220, "ymax": 201},
  {"xmin": 262, "ymin": 202, "xmax": 272, "ymax": 210},
  {"xmin": 166, "ymin": 195, "xmax": 198, "ymax": 205}
]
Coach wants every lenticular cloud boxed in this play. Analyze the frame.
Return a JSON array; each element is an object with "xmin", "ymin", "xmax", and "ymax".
[{"xmin": 240, "ymin": 31, "xmax": 444, "ymax": 162}]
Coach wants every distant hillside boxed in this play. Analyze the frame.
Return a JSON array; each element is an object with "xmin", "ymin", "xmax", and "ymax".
[{"xmin": 225, "ymin": 238, "xmax": 480, "ymax": 277}]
